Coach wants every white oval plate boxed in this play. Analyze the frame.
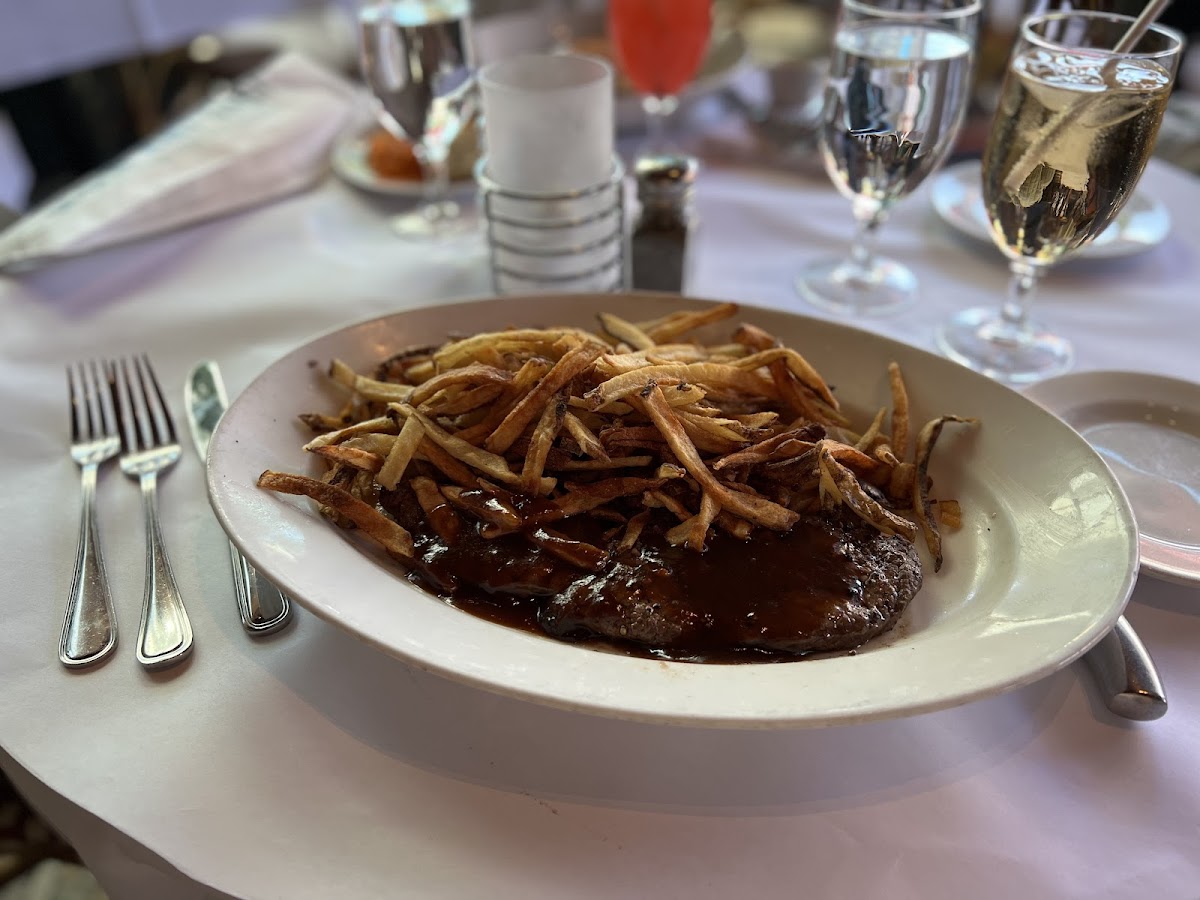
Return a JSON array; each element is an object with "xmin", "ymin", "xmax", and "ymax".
[
  {"xmin": 330, "ymin": 130, "xmax": 475, "ymax": 199},
  {"xmin": 930, "ymin": 159, "xmax": 1171, "ymax": 261},
  {"xmin": 207, "ymin": 294, "xmax": 1138, "ymax": 728},
  {"xmin": 1024, "ymin": 370, "xmax": 1200, "ymax": 588}
]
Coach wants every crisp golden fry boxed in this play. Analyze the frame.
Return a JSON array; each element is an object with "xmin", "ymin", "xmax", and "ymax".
[
  {"xmin": 393, "ymin": 404, "xmax": 557, "ymax": 495},
  {"xmin": 913, "ymin": 415, "xmax": 979, "ymax": 572},
  {"xmin": 647, "ymin": 489, "xmax": 693, "ymax": 521},
  {"xmin": 587, "ymin": 363, "xmax": 775, "ymax": 407},
  {"xmin": 618, "ymin": 510, "xmax": 651, "ymax": 551},
  {"xmin": 410, "ymin": 363, "xmax": 513, "ymax": 407},
  {"xmin": 528, "ymin": 527, "xmax": 608, "ymax": 571},
  {"xmin": 732, "ymin": 348, "xmax": 838, "ymax": 409},
  {"xmin": 712, "ymin": 427, "xmax": 822, "ymax": 471},
  {"xmin": 298, "ymin": 412, "xmax": 352, "ymax": 433},
  {"xmin": 598, "ymin": 312, "xmax": 656, "ymax": 350},
  {"xmin": 936, "ymin": 499, "xmax": 963, "ymax": 529},
  {"xmin": 434, "ymin": 327, "xmax": 604, "ymax": 369},
  {"xmin": 548, "ymin": 476, "xmax": 667, "ymax": 518},
  {"xmin": 563, "ymin": 411, "xmax": 609, "ymax": 460},
  {"xmin": 817, "ymin": 445, "xmax": 918, "ymax": 541},
  {"xmin": 639, "ymin": 385, "xmax": 798, "ymax": 532},
  {"xmin": 888, "ymin": 362, "xmax": 910, "ymax": 459},
  {"xmin": 303, "ymin": 416, "xmax": 396, "ymax": 451},
  {"xmin": 410, "ymin": 475, "xmax": 462, "ymax": 543},
  {"xmin": 329, "ymin": 359, "xmax": 415, "ymax": 403},
  {"xmin": 415, "ymin": 438, "xmax": 478, "ymax": 488},
  {"xmin": 375, "ymin": 413, "xmax": 424, "ymax": 490},
  {"xmin": 640, "ymin": 301, "xmax": 739, "ymax": 342},
  {"xmin": 267, "ymin": 303, "xmax": 977, "ymax": 594},
  {"xmin": 521, "ymin": 392, "xmax": 568, "ymax": 494},
  {"xmin": 855, "ymin": 407, "xmax": 888, "ymax": 452},
  {"xmin": 486, "ymin": 342, "xmax": 603, "ymax": 454},
  {"xmin": 441, "ymin": 485, "xmax": 523, "ymax": 533},
  {"xmin": 551, "ymin": 455, "xmax": 654, "ymax": 471},
  {"xmin": 258, "ymin": 470, "xmax": 413, "ymax": 558},
  {"xmin": 311, "ymin": 444, "xmax": 384, "ymax": 473}
]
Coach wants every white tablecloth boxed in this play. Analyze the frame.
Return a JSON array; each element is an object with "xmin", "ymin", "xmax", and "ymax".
[{"xmin": 2, "ymin": 159, "xmax": 1199, "ymax": 900}]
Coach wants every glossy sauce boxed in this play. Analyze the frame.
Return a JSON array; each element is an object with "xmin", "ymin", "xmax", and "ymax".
[{"xmin": 381, "ymin": 485, "xmax": 920, "ymax": 663}]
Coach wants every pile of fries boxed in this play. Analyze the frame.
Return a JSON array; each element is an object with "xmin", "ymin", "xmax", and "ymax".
[{"xmin": 259, "ymin": 303, "xmax": 977, "ymax": 578}]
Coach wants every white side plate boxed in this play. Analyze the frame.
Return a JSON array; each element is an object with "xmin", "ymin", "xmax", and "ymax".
[
  {"xmin": 930, "ymin": 159, "xmax": 1171, "ymax": 261},
  {"xmin": 1025, "ymin": 370, "xmax": 1200, "ymax": 587}
]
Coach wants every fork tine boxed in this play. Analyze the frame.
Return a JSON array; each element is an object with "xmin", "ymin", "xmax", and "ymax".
[
  {"xmin": 91, "ymin": 359, "xmax": 119, "ymax": 440},
  {"xmin": 67, "ymin": 364, "xmax": 83, "ymax": 444},
  {"xmin": 136, "ymin": 354, "xmax": 177, "ymax": 444},
  {"xmin": 113, "ymin": 358, "xmax": 144, "ymax": 453},
  {"xmin": 82, "ymin": 361, "xmax": 105, "ymax": 443}
]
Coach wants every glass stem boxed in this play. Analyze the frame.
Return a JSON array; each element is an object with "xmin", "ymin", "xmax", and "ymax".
[
  {"xmin": 849, "ymin": 200, "xmax": 886, "ymax": 274},
  {"xmin": 1001, "ymin": 259, "xmax": 1041, "ymax": 337},
  {"xmin": 417, "ymin": 145, "xmax": 451, "ymax": 223},
  {"xmin": 642, "ymin": 94, "xmax": 679, "ymax": 154}
]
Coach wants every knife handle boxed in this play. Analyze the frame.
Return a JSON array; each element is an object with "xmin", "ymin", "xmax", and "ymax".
[
  {"xmin": 1082, "ymin": 615, "xmax": 1166, "ymax": 721},
  {"xmin": 228, "ymin": 542, "xmax": 293, "ymax": 635}
]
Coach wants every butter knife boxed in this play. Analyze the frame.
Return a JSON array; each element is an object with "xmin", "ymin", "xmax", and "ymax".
[
  {"xmin": 185, "ymin": 361, "xmax": 293, "ymax": 635},
  {"xmin": 1084, "ymin": 614, "xmax": 1167, "ymax": 721}
]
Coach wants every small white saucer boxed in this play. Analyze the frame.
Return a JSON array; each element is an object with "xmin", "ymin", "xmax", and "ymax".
[
  {"xmin": 330, "ymin": 131, "xmax": 474, "ymax": 199},
  {"xmin": 930, "ymin": 159, "xmax": 1171, "ymax": 261},
  {"xmin": 1024, "ymin": 370, "xmax": 1200, "ymax": 587}
]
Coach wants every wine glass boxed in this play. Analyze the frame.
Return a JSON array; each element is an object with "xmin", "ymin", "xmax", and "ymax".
[
  {"xmin": 358, "ymin": 0, "xmax": 477, "ymax": 238},
  {"xmin": 607, "ymin": 0, "xmax": 713, "ymax": 150},
  {"xmin": 797, "ymin": 0, "xmax": 982, "ymax": 316},
  {"xmin": 936, "ymin": 11, "xmax": 1182, "ymax": 383}
]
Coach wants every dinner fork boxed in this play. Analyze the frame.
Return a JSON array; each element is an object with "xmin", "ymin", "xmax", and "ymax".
[
  {"xmin": 60, "ymin": 361, "xmax": 120, "ymax": 668},
  {"xmin": 112, "ymin": 355, "xmax": 194, "ymax": 670}
]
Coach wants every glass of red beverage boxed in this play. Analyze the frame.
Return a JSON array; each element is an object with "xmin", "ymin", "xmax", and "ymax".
[{"xmin": 608, "ymin": 0, "xmax": 712, "ymax": 146}]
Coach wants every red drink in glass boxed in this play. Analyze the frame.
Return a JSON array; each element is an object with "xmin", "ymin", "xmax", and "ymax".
[{"xmin": 608, "ymin": 0, "xmax": 712, "ymax": 99}]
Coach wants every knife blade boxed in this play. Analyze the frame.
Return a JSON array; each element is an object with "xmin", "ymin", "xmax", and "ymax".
[{"xmin": 186, "ymin": 361, "xmax": 293, "ymax": 635}]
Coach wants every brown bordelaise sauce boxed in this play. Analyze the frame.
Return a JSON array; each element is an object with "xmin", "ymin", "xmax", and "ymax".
[{"xmin": 379, "ymin": 483, "xmax": 920, "ymax": 664}]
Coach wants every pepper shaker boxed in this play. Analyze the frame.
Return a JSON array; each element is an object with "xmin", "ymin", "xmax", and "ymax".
[{"xmin": 630, "ymin": 155, "xmax": 698, "ymax": 293}]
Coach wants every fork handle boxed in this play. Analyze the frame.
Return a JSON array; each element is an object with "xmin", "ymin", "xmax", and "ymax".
[
  {"xmin": 136, "ymin": 472, "xmax": 194, "ymax": 670},
  {"xmin": 60, "ymin": 463, "xmax": 118, "ymax": 667}
]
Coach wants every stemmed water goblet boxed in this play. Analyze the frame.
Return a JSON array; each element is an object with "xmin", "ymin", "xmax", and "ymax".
[
  {"xmin": 607, "ymin": 0, "xmax": 712, "ymax": 150},
  {"xmin": 358, "ymin": 0, "xmax": 477, "ymax": 238},
  {"xmin": 797, "ymin": 0, "xmax": 982, "ymax": 316},
  {"xmin": 936, "ymin": 10, "xmax": 1182, "ymax": 383}
]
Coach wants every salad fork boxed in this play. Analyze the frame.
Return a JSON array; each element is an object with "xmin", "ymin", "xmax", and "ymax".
[
  {"xmin": 60, "ymin": 361, "xmax": 120, "ymax": 668},
  {"xmin": 112, "ymin": 355, "xmax": 194, "ymax": 670}
]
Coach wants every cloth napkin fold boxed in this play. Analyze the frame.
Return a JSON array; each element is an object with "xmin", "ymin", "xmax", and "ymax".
[{"xmin": 0, "ymin": 52, "xmax": 359, "ymax": 271}]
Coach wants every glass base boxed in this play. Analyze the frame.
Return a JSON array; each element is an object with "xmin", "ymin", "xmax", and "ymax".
[
  {"xmin": 795, "ymin": 254, "xmax": 917, "ymax": 316},
  {"xmin": 389, "ymin": 201, "xmax": 474, "ymax": 240},
  {"xmin": 936, "ymin": 306, "xmax": 1074, "ymax": 385}
]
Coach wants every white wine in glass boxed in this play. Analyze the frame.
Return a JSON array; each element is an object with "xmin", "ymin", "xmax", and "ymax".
[
  {"xmin": 797, "ymin": 0, "xmax": 981, "ymax": 316},
  {"xmin": 936, "ymin": 11, "xmax": 1181, "ymax": 382},
  {"xmin": 359, "ymin": 0, "xmax": 477, "ymax": 239}
]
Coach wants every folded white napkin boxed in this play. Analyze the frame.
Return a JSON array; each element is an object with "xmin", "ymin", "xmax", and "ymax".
[{"xmin": 0, "ymin": 52, "xmax": 359, "ymax": 271}]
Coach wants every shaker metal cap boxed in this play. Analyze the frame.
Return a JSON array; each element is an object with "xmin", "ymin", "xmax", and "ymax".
[{"xmin": 635, "ymin": 155, "xmax": 698, "ymax": 188}]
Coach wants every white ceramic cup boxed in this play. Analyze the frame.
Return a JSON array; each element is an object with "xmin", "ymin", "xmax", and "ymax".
[{"xmin": 478, "ymin": 53, "xmax": 614, "ymax": 194}]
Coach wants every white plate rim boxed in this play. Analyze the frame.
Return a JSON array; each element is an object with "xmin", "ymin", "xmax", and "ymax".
[
  {"xmin": 206, "ymin": 293, "xmax": 1140, "ymax": 728},
  {"xmin": 929, "ymin": 158, "xmax": 1171, "ymax": 261},
  {"xmin": 1023, "ymin": 368, "xmax": 1200, "ymax": 588}
]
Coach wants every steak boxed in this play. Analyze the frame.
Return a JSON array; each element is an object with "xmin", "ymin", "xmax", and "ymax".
[
  {"xmin": 537, "ymin": 509, "xmax": 922, "ymax": 656},
  {"xmin": 383, "ymin": 484, "xmax": 923, "ymax": 660}
]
